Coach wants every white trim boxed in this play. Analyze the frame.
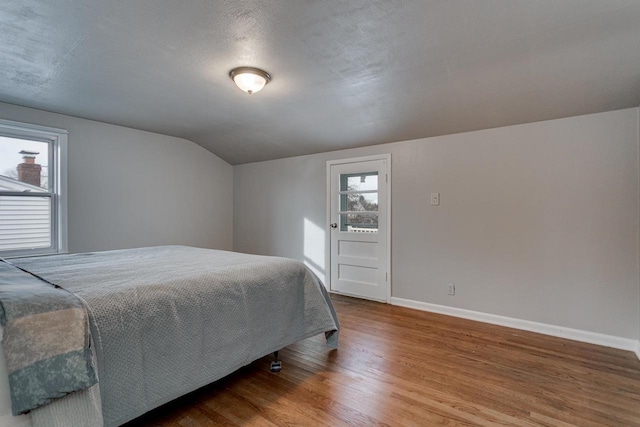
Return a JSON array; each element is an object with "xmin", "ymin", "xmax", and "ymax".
[
  {"xmin": 0, "ymin": 118, "xmax": 68, "ymax": 136},
  {"xmin": 329, "ymin": 290, "xmax": 387, "ymax": 303},
  {"xmin": 325, "ymin": 165, "xmax": 330, "ymax": 293},
  {"xmin": 326, "ymin": 153, "xmax": 391, "ymax": 166},
  {"xmin": 326, "ymin": 153, "xmax": 392, "ymax": 303},
  {"xmin": 635, "ymin": 341, "xmax": 640, "ymax": 361},
  {"xmin": 57, "ymin": 132, "xmax": 68, "ymax": 254},
  {"xmin": 390, "ymin": 297, "xmax": 638, "ymax": 352},
  {"xmin": 385, "ymin": 156, "xmax": 391, "ymax": 303}
]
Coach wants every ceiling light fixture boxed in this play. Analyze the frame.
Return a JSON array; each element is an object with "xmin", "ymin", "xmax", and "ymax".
[{"xmin": 229, "ymin": 67, "xmax": 271, "ymax": 94}]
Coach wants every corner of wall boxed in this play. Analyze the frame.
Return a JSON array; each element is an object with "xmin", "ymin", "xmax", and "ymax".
[{"xmin": 637, "ymin": 106, "xmax": 640, "ymax": 353}]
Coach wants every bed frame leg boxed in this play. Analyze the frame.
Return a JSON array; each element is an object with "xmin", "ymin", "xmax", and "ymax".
[{"xmin": 270, "ymin": 351, "xmax": 282, "ymax": 372}]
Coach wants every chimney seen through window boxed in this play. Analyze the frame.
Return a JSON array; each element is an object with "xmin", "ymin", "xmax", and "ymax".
[{"xmin": 17, "ymin": 150, "xmax": 42, "ymax": 187}]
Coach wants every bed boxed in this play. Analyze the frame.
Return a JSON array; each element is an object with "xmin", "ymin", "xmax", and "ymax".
[{"xmin": 0, "ymin": 246, "xmax": 339, "ymax": 427}]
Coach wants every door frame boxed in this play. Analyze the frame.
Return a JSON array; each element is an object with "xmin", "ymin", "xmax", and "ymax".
[{"xmin": 326, "ymin": 153, "xmax": 392, "ymax": 303}]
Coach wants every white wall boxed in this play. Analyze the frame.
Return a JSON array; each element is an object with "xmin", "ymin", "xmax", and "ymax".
[
  {"xmin": 235, "ymin": 108, "xmax": 640, "ymax": 340},
  {"xmin": 0, "ymin": 102, "xmax": 233, "ymax": 253}
]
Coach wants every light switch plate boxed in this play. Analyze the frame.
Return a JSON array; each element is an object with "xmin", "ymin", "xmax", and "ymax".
[{"xmin": 430, "ymin": 193, "xmax": 440, "ymax": 206}]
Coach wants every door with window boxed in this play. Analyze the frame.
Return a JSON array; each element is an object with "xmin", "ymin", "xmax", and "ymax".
[{"xmin": 329, "ymin": 156, "xmax": 389, "ymax": 301}]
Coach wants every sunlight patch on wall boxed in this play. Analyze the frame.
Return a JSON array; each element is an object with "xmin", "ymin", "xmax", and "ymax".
[{"xmin": 303, "ymin": 217, "xmax": 326, "ymax": 285}]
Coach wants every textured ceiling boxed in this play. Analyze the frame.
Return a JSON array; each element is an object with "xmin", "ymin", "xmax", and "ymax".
[{"xmin": 1, "ymin": 1, "xmax": 640, "ymax": 165}]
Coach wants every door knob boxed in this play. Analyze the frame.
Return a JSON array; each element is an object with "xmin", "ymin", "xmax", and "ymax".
[{"xmin": 330, "ymin": 223, "xmax": 338, "ymax": 228}]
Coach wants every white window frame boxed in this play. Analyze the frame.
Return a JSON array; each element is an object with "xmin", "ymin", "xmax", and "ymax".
[{"xmin": 0, "ymin": 119, "xmax": 68, "ymax": 258}]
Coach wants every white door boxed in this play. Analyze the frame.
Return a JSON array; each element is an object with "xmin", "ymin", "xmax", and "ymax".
[{"xmin": 329, "ymin": 157, "xmax": 389, "ymax": 301}]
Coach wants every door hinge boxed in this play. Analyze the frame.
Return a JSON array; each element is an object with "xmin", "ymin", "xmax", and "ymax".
[
  {"xmin": 386, "ymin": 174, "xmax": 388, "ymax": 183},
  {"xmin": 385, "ymin": 272, "xmax": 388, "ymax": 281}
]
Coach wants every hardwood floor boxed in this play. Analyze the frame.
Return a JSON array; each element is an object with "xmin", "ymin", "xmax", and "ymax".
[{"xmin": 125, "ymin": 294, "xmax": 640, "ymax": 426}]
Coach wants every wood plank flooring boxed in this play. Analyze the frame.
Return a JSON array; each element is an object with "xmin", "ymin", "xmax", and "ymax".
[{"xmin": 125, "ymin": 294, "xmax": 640, "ymax": 426}]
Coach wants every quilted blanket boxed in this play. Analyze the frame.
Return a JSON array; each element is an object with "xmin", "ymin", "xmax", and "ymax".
[
  {"xmin": 13, "ymin": 246, "xmax": 339, "ymax": 427},
  {"xmin": 0, "ymin": 261, "xmax": 97, "ymax": 415}
]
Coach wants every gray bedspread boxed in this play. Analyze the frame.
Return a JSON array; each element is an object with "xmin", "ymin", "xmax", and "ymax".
[{"xmin": 13, "ymin": 246, "xmax": 339, "ymax": 427}]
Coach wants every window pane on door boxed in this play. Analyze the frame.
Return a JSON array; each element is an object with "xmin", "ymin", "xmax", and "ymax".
[
  {"xmin": 0, "ymin": 136, "xmax": 50, "ymax": 191},
  {"xmin": 340, "ymin": 213, "xmax": 378, "ymax": 233},
  {"xmin": 340, "ymin": 172, "xmax": 378, "ymax": 192},
  {"xmin": 340, "ymin": 192, "xmax": 378, "ymax": 212}
]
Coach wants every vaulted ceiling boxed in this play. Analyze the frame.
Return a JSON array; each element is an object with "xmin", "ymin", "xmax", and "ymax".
[{"xmin": 1, "ymin": 1, "xmax": 639, "ymax": 164}]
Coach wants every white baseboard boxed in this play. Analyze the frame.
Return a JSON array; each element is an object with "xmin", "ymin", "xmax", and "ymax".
[{"xmin": 390, "ymin": 297, "xmax": 638, "ymax": 353}]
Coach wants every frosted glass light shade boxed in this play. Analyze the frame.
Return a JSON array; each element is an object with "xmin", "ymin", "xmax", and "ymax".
[{"xmin": 229, "ymin": 67, "xmax": 271, "ymax": 94}]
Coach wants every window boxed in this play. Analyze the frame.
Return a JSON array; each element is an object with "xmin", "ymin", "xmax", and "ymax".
[{"xmin": 0, "ymin": 119, "xmax": 67, "ymax": 257}]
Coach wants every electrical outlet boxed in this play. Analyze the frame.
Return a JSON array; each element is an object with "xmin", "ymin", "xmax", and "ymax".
[{"xmin": 447, "ymin": 283, "xmax": 455, "ymax": 296}]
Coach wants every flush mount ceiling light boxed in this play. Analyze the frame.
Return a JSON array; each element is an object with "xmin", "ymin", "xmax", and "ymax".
[{"xmin": 229, "ymin": 67, "xmax": 271, "ymax": 94}]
